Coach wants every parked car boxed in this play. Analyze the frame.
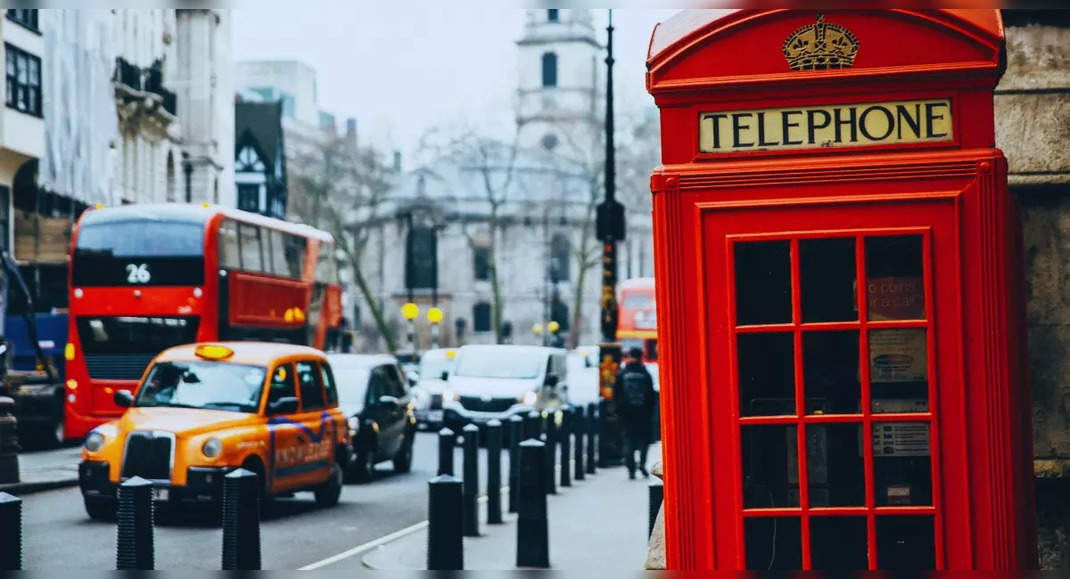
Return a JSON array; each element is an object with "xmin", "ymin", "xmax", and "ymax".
[
  {"xmin": 410, "ymin": 348, "xmax": 456, "ymax": 430},
  {"xmin": 327, "ymin": 353, "xmax": 416, "ymax": 482},
  {"xmin": 78, "ymin": 342, "xmax": 349, "ymax": 520},
  {"xmin": 442, "ymin": 345, "xmax": 570, "ymax": 434}
]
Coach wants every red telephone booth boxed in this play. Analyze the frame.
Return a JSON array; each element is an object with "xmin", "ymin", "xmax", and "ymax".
[{"xmin": 647, "ymin": 10, "xmax": 1035, "ymax": 570}]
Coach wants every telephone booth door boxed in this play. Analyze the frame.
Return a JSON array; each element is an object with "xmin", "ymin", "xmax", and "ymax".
[{"xmin": 703, "ymin": 194, "xmax": 967, "ymax": 570}]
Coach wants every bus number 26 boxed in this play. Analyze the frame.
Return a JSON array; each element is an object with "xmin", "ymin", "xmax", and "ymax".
[{"xmin": 126, "ymin": 263, "xmax": 151, "ymax": 284}]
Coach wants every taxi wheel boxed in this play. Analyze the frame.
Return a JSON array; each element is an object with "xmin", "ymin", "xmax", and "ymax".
[
  {"xmin": 315, "ymin": 463, "xmax": 343, "ymax": 507},
  {"xmin": 84, "ymin": 497, "xmax": 116, "ymax": 521}
]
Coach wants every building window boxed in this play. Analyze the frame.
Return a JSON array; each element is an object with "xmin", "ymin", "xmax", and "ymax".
[
  {"xmin": 473, "ymin": 246, "xmax": 490, "ymax": 281},
  {"xmin": 473, "ymin": 302, "xmax": 492, "ymax": 333},
  {"xmin": 547, "ymin": 9, "xmax": 559, "ymax": 22},
  {"xmin": 541, "ymin": 52, "xmax": 557, "ymax": 88},
  {"xmin": 5, "ymin": 44, "xmax": 41, "ymax": 116},
  {"xmin": 550, "ymin": 233, "xmax": 570, "ymax": 282},
  {"xmin": 6, "ymin": 10, "xmax": 38, "ymax": 32},
  {"xmin": 237, "ymin": 185, "xmax": 260, "ymax": 213},
  {"xmin": 236, "ymin": 145, "xmax": 266, "ymax": 173},
  {"xmin": 405, "ymin": 226, "xmax": 437, "ymax": 290}
]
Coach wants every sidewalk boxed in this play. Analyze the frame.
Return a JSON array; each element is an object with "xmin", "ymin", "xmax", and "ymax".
[
  {"xmin": 0, "ymin": 445, "xmax": 81, "ymax": 494},
  {"xmin": 362, "ymin": 443, "xmax": 659, "ymax": 571}
]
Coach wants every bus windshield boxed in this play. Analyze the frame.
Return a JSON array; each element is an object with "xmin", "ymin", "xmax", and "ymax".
[
  {"xmin": 136, "ymin": 361, "xmax": 266, "ymax": 413},
  {"xmin": 72, "ymin": 218, "xmax": 205, "ymax": 286}
]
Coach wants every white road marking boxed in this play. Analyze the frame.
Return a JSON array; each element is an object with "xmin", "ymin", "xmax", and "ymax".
[{"xmin": 299, "ymin": 492, "xmax": 500, "ymax": 570}]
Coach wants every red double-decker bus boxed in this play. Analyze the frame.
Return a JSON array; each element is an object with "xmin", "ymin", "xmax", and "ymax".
[
  {"xmin": 64, "ymin": 203, "xmax": 343, "ymax": 438},
  {"xmin": 617, "ymin": 277, "xmax": 657, "ymax": 363}
]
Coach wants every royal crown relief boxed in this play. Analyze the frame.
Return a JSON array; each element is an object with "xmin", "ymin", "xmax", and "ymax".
[{"xmin": 697, "ymin": 14, "xmax": 954, "ymax": 154}]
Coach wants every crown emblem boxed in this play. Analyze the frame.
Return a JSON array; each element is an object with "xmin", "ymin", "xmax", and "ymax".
[{"xmin": 782, "ymin": 14, "xmax": 859, "ymax": 71}]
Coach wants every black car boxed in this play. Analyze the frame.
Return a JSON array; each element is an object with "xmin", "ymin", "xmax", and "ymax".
[{"xmin": 327, "ymin": 354, "xmax": 416, "ymax": 482}]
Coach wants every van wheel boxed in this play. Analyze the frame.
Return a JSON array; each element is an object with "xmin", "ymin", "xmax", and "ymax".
[
  {"xmin": 84, "ymin": 497, "xmax": 116, "ymax": 521},
  {"xmin": 314, "ymin": 463, "xmax": 343, "ymax": 507},
  {"xmin": 393, "ymin": 436, "xmax": 414, "ymax": 474}
]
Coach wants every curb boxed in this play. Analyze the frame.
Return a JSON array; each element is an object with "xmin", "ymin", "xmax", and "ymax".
[{"xmin": 0, "ymin": 477, "xmax": 79, "ymax": 495}]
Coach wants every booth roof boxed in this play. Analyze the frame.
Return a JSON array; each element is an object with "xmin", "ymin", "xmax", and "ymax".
[{"xmin": 646, "ymin": 9, "xmax": 1003, "ymax": 64}]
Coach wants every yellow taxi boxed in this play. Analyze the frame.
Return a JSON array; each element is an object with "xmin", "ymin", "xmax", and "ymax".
[{"xmin": 78, "ymin": 342, "xmax": 349, "ymax": 519}]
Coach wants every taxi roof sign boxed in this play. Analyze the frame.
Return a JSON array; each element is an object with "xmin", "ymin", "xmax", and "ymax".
[{"xmin": 194, "ymin": 344, "xmax": 235, "ymax": 360}]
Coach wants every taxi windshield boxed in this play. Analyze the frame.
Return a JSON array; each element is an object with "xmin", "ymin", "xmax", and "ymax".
[{"xmin": 136, "ymin": 361, "xmax": 267, "ymax": 413}]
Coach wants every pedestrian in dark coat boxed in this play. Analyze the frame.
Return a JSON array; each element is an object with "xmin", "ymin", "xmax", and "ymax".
[{"xmin": 614, "ymin": 347, "xmax": 657, "ymax": 479}]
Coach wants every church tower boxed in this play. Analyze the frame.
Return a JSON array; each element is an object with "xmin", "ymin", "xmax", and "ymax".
[{"xmin": 515, "ymin": 9, "xmax": 603, "ymax": 158}]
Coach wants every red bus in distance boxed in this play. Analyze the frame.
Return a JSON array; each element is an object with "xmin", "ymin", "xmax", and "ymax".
[
  {"xmin": 64, "ymin": 203, "xmax": 343, "ymax": 439},
  {"xmin": 617, "ymin": 277, "xmax": 657, "ymax": 363}
]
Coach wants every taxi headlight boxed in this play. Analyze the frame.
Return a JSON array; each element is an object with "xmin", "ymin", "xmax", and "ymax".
[
  {"xmin": 348, "ymin": 416, "xmax": 360, "ymax": 437},
  {"xmin": 520, "ymin": 390, "xmax": 538, "ymax": 406},
  {"xmin": 84, "ymin": 431, "xmax": 105, "ymax": 452},
  {"xmin": 202, "ymin": 437, "xmax": 223, "ymax": 458}
]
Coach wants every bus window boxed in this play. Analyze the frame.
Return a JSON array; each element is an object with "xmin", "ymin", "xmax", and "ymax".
[
  {"xmin": 238, "ymin": 223, "xmax": 263, "ymax": 272},
  {"xmin": 284, "ymin": 234, "xmax": 306, "ymax": 279},
  {"xmin": 219, "ymin": 219, "xmax": 240, "ymax": 270},
  {"xmin": 72, "ymin": 216, "xmax": 205, "ymax": 286},
  {"xmin": 268, "ymin": 230, "xmax": 287, "ymax": 277},
  {"xmin": 316, "ymin": 243, "xmax": 339, "ymax": 284}
]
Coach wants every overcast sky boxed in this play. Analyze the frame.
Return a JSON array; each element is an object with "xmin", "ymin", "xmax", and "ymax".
[{"xmin": 232, "ymin": 7, "xmax": 681, "ymax": 160}]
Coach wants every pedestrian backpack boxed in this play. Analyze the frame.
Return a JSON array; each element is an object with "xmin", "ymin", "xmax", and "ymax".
[{"xmin": 621, "ymin": 370, "xmax": 648, "ymax": 408}]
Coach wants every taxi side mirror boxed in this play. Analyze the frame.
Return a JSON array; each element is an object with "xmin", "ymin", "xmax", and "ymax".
[
  {"xmin": 440, "ymin": 370, "xmax": 449, "ymax": 382},
  {"xmin": 544, "ymin": 373, "xmax": 559, "ymax": 388},
  {"xmin": 268, "ymin": 396, "xmax": 299, "ymax": 414},
  {"xmin": 113, "ymin": 390, "xmax": 134, "ymax": 408}
]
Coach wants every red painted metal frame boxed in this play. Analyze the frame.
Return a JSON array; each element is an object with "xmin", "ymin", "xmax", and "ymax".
[{"xmin": 648, "ymin": 9, "xmax": 1034, "ymax": 570}]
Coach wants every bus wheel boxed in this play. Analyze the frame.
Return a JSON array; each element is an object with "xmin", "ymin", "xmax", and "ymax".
[{"xmin": 315, "ymin": 462, "xmax": 343, "ymax": 507}]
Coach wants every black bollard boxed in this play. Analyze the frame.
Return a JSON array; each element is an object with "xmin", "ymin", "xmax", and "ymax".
[
  {"xmin": 544, "ymin": 412, "xmax": 557, "ymax": 495},
  {"xmin": 427, "ymin": 475, "xmax": 463, "ymax": 570},
  {"xmin": 573, "ymin": 405, "xmax": 585, "ymax": 481},
  {"xmin": 516, "ymin": 439, "xmax": 549, "ymax": 568},
  {"xmin": 649, "ymin": 478, "xmax": 664, "ymax": 538},
  {"xmin": 508, "ymin": 415, "xmax": 523, "ymax": 513},
  {"xmin": 525, "ymin": 410, "xmax": 540, "ymax": 440},
  {"xmin": 586, "ymin": 402, "xmax": 598, "ymax": 474},
  {"xmin": 559, "ymin": 407, "xmax": 572, "ymax": 488},
  {"xmin": 438, "ymin": 427, "xmax": 455, "ymax": 476},
  {"xmin": 115, "ymin": 476, "xmax": 154, "ymax": 570},
  {"xmin": 222, "ymin": 468, "xmax": 261, "ymax": 570},
  {"xmin": 0, "ymin": 492, "xmax": 21, "ymax": 570},
  {"xmin": 461, "ymin": 423, "xmax": 480, "ymax": 537},
  {"xmin": 485, "ymin": 419, "xmax": 503, "ymax": 525}
]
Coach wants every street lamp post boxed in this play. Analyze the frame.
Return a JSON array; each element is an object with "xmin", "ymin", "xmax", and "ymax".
[
  {"xmin": 428, "ymin": 307, "xmax": 443, "ymax": 349},
  {"xmin": 402, "ymin": 302, "xmax": 420, "ymax": 354},
  {"xmin": 595, "ymin": 9, "xmax": 625, "ymax": 467}
]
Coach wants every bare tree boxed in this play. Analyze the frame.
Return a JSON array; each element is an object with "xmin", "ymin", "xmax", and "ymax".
[
  {"xmin": 290, "ymin": 134, "xmax": 398, "ymax": 352},
  {"xmin": 420, "ymin": 126, "xmax": 520, "ymax": 344}
]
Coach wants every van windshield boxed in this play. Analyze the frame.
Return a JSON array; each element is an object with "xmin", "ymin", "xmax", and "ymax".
[{"xmin": 454, "ymin": 349, "xmax": 543, "ymax": 380}]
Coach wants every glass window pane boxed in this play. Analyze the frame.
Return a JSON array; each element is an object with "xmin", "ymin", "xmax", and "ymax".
[
  {"xmin": 239, "ymin": 223, "xmax": 262, "ymax": 272},
  {"xmin": 219, "ymin": 220, "xmax": 240, "ymax": 269},
  {"xmin": 807, "ymin": 423, "xmax": 864, "ymax": 507},
  {"xmin": 745, "ymin": 517, "xmax": 801, "ymax": 570},
  {"xmin": 734, "ymin": 241, "xmax": 791, "ymax": 325},
  {"xmin": 742, "ymin": 424, "xmax": 799, "ymax": 508},
  {"xmin": 284, "ymin": 234, "xmax": 306, "ymax": 278},
  {"xmin": 804, "ymin": 331, "xmax": 860, "ymax": 414},
  {"xmin": 800, "ymin": 237, "xmax": 857, "ymax": 322},
  {"xmin": 869, "ymin": 329, "xmax": 929, "ymax": 413},
  {"xmin": 876, "ymin": 516, "xmax": 935, "ymax": 569},
  {"xmin": 873, "ymin": 422, "xmax": 932, "ymax": 506},
  {"xmin": 866, "ymin": 235, "xmax": 925, "ymax": 321},
  {"xmin": 811, "ymin": 516, "xmax": 867, "ymax": 569},
  {"xmin": 738, "ymin": 332, "xmax": 794, "ymax": 417},
  {"xmin": 296, "ymin": 361, "xmax": 326, "ymax": 410},
  {"xmin": 270, "ymin": 231, "xmax": 287, "ymax": 276}
]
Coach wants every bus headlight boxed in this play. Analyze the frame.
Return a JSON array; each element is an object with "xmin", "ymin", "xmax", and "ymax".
[
  {"xmin": 202, "ymin": 437, "xmax": 223, "ymax": 458},
  {"xmin": 84, "ymin": 431, "xmax": 105, "ymax": 452},
  {"xmin": 520, "ymin": 391, "xmax": 537, "ymax": 406}
]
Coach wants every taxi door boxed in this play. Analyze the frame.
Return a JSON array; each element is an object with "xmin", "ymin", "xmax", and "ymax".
[
  {"xmin": 291, "ymin": 360, "xmax": 336, "ymax": 485},
  {"xmin": 265, "ymin": 362, "xmax": 327, "ymax": 492}
]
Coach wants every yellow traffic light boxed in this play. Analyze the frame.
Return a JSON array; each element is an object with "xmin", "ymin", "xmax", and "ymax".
[
  {"xmin": 548, "ymin": 321, "xmax": 560, "ymax": 334},
  {"xmin": 402, "ymin": 302, "xmax": 420, "ymax": 320},
  {"xmin": 532, "ymin": 323, "xmax": 543, "ymax": 335}
]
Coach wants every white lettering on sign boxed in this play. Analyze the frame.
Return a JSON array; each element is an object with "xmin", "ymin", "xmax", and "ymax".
[
  {"xmin": 126, "ymin": 263, "xmax": 151, "ymax": 284},
  {"xmin": 698, "ymin": 99, "xmax": 953, "ymax": 153}
]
